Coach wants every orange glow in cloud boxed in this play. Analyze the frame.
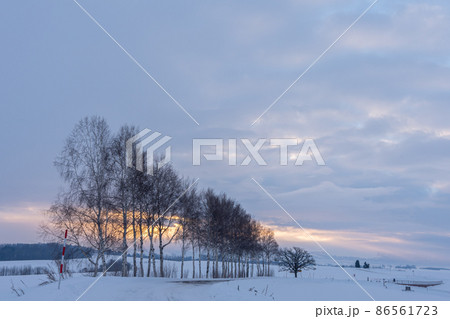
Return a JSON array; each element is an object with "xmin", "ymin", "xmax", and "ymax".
[
  {"xmin": 264, "ymin": 223, "xmax": 449, "ymax": 262},
  {"xmin": 270, "ymin": 225, "xmax": 407, "ymax": 245},
  {"xmin": 0, "ymin": 203, "xmax": 50, "ymax": 243},
  {"xmin": 0, "ymin": 203, "xmax": 48, "ymax": 224}
]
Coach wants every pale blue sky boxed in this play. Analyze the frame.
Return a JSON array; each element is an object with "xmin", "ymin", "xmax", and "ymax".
[{"xmin": 1, "ymin": 0, "xmax": 450, "ymax": 266}]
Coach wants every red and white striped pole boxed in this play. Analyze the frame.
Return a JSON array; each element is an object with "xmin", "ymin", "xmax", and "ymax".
[{"xmin": 58, "ymin": 229, "xmax": 68, "ymax": 290}]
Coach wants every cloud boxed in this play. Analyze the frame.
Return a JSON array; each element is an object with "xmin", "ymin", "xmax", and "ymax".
[
  {"xmin": 0, "ymin": 0, "xmax": 449, "ymax": 265},
  {"xmin": 268, "ymin": 224, "xmax": 450, "ymax": 265},
  {"xmin": 0, "ymin": 203, "xmax": 48, "ymax": 244}
]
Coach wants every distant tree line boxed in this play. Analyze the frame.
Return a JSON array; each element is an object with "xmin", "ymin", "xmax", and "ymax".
[
  {"xmin": 43, "ymin": 116, "xmax": 280, "ymax": 278},
  {"xmin": 0, "ymin": 243, "xmax": 89, "ymax": 261}
]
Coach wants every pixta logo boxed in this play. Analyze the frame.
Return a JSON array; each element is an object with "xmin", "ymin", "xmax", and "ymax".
[
  {"xmin": 192, "ymin": 138, "xmax": 325, "ymax": 166},
  {"xmin": 126, "ymin": 129, "xmax": 172, "ymax": 175}
]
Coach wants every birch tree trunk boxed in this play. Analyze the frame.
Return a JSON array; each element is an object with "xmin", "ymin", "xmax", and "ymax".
[
  {"xmin": 101, "ymin": 251, "xmax": 106, "ymax": 274},
  {"xmin": 216, "ymin": 251, "xmax": 220, "ymax": 278},
  {"xmin": 147, "ymin": 225, "xmax": 152, "ymax": 277},
  {"xmin": 132, "ymin": 209, "xmax": 137, "ymax": 277},
  {"xmin": 262, "ymin": 258, "xmax": 265, "ymax": 277},
  {"xmin": 93, "ymin": 254, "xmax": 100, "ymax": 277},
  {"xmin": 198, "ymin": 245, "xmax": 202, "ymax": 278},
  {"xmin": 192, "ymin": 244, "xmax": 196, "ymax": 279},
  {"xmin": 122, "ymin": 207, "xmax": 128, "ymax": 277},
  {"xmin": 97, "ymin": 210, "xmax": 106, "ymax": 274},
  {"xmin": 246, "ymin": 256, "xmax": 249, "ymax": 278},
  {"xmin": 206, "ymin": 248, "xmax": 210, "ymax": 279},
  {"xmin": 139, "ymin": 211, "xmax": 144, "ymax": 277},
  {"xmin": 221, "ymin": 256, "xmax": 225, "ymax": 278},
  {"xmin": 152, "ymin": 244, "xmax": 157, "ymax": 277},
  {"xmin": 159, "ymin": 232, "xmax": 164, "ymax": 277},
  {"xmin": 251, "ymin": 259, "xmax": 254, "ymax": 277},
  {"xmin": 180, "ymin": 232, "xmax": 186, "ymax": 279}
]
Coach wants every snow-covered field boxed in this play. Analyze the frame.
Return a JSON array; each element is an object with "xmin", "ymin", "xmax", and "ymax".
[{"xmin": 1, "ymin": 259, "xmax": 449, "ymax": 301}]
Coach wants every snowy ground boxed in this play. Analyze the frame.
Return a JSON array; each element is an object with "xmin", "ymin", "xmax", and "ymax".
[{"xmin": 1, "ymin": 259, "xmax": 449, "ymax": 301}]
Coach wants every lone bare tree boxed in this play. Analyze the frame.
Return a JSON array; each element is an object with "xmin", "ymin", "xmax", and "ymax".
[{"xmin": 278, "ymin": 247, "xmax": 315, "ymax": 278}]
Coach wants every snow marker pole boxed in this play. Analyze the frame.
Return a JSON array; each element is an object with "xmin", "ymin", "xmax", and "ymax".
[{"xmin": 58, "ymin": 229, "xmax": 68, "ymax": 290}]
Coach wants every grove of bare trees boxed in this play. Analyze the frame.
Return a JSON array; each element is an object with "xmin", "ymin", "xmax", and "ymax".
[{"xmin": 43, "ymin": 116, "xmax": 281, "ymax": 279}]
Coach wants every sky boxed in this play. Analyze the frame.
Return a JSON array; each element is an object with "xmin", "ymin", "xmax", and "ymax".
[{"xmin": 1, "ymin": 0, "xmax": 450, "ymax": 266}]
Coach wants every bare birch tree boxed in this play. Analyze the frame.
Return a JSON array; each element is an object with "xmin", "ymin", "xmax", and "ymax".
[
  {"xmin": 149, "ymin": 161, "xmax": 181, "ymax": 277},
  {"xmin": 177, "ymin": 180, "xmax": 201, "ymax": 278},
  {"xmin": 51, "ymin": 116, "xmax": 115, "ymax": 276},
  {"xmin": 111, "ymin": 125, "xmax": 139, "ymax": 277}
]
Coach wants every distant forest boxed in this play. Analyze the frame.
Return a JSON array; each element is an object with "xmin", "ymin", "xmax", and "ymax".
[{"xmin": 0, "ymin": 243, "xmax": 89, "ymax": 261}]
